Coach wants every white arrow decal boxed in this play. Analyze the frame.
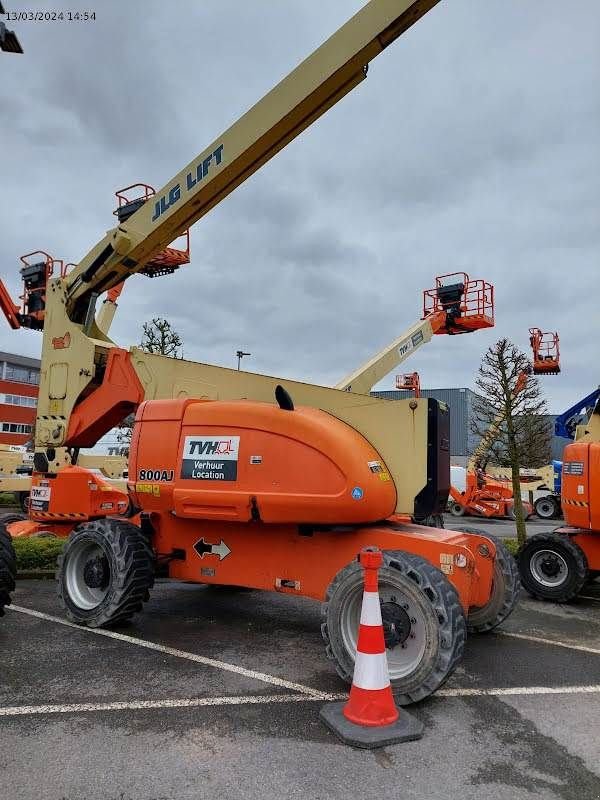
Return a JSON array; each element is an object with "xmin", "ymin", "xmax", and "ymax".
[
  {"xmin": 193, "ymin": 537, "xmax": 231, "ymax": 561},
  {"xmin": 212, "ymin": 539, "xmax": 231, "ymax": 561}
]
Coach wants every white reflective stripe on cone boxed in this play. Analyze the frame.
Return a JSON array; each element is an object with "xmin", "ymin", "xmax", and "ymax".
[
  {"xmin": 352, "ymin": 651, "xmax": 390, "ymax": 691},
  {"xmin": 360, "ymin": 591, "xmax": 383, "ymax": 626}
]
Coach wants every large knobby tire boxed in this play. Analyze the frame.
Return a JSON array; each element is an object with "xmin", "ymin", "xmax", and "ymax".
[
  {"xmin": 0, "ymin": 512, "xmax": 27, "ymax": 527},
  {"xmin": 18, "ymin": 492, "xmax": 30, "ymax": 514},
  {"xmin": 321, "ymin": 551, "xmax": 466, "ymax": 706},
  {"xmin": 534, "ymin": 496, "xmax": 559, "ymax": 520},
  {"xmin": 517, "ymin": 533, "xmax": 587, "ymax": 602},
  {"xmin": 0, "ymin": 525, "xmax": 17, "ymax": 618},
  {"xmin": 57, "ymin": 518, "xmax": 155, "ymax": 627},
  {"xmin": 455, "ymin": 527, "xmax": 520, "ymax": 633}
]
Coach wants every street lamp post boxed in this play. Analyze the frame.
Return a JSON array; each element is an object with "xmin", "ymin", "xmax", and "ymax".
[{"xmin": 236, "ymin": 350, "xmax": 251, "ymax": 370}]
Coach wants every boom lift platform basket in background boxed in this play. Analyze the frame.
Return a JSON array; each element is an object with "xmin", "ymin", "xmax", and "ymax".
[
  {"xmin": 423, "ymin": 272, "xmax": 494, "ymax": 334},
  {"xmin": 395, "ymin": 372, "xmax": 421, "ymax": 397},
  {"xmin": 0, "ymin": 251, "xmax": 65, "ymax": 330},
  {"xmin": 529, "ymin": 327, "xmax": 560, "ymax": 375},
  {"xmin": 114, "ymin": 184, "xmax": 190, "ymax": 278}
]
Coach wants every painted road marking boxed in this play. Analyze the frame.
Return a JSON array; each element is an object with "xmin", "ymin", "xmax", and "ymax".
[
  {"xmin": 499, "ymin": 630, "xmax": 600, "ymax": 656},
  {"xmin": 6, "ymin": 605, "xmax": 328, "ymax": 699},
  {"xmin": 2, "ymin": 685, "xmax": 600, "ymax": 719},
  {"xmin": 0, "ymin": 694, "xmax": 345, "ymax": 718},
  {"xmin": 438, "ymin": 685, "xmax": 600, "ymax": 698}
]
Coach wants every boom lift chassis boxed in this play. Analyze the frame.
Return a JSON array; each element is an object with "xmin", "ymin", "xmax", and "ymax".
[{"xmin": 0, "ymin": 0, "xmax": 520, "ymax": 704}]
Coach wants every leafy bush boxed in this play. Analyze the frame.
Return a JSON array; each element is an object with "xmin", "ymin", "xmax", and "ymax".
[
  {"xmin": 503, "ymin": 538, "xmax": 519, "ymax": 556},
  {"xmin": 12, "ymin": 537, "xmax": 65, "ymax": 571}
]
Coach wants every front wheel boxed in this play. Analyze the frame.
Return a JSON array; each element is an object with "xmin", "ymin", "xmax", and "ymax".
[
  {"xmin": 0, "ymin": 525, "xmax": 16, "ymax": 617},
  {"xmin": 321, "ymin": 551, "xmax": 466, "ymax": 705},
  {"xmin": 57, "ymin": 518, "xmax": 155, "ymax": 627},
  {"xmin": 534, "ymin": 496, "xmax": 559, "ymax": 520},
  {"xmin": 449, "ymin": 502, "xmax": 465, "ymax": 517},
  {"xmin": 517, "ymin": 533, "xmax": 587, "ymax": 602}
]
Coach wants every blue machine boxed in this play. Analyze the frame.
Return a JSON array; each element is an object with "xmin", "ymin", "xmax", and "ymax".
[
  {"xmin": 551, "ymin": 459, "xmax": 562, "ymax": 494},
  {"xmin": 554, "ymin": 388, "xmax": 600, "ymax": 440}
]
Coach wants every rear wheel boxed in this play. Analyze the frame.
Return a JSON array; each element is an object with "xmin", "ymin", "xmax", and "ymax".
[
  {"xmin": 57, "ymin": 518, "xmax": 155, "ymax": 627},
  {"xmin": 0, "ymin": 512, "xmax": 27, "ymax": 527},
  {"xmin": 534, "ymin": 496, "xmax": 559, "ymax": 520},
  {"xmin": 0, "ymin": 525, "xmax": 16, "ymax": 617},
  {"xmin": 517, "ymin": 533, "xmax": 587, "ymax": 602},
  {"xmin": 321, "ymin": 551, "xmax": 466, "ymax": 705},
  {"xmin": 18, "ymin": 492, "xmax": 30, "ymax": 514},
  {"xmin": 456, "ymin": 528, "xmax": 520, "ymax": 633},
  {"xmin": 449, "ymin": 502, "xmax": 465, "ymax": 517}
]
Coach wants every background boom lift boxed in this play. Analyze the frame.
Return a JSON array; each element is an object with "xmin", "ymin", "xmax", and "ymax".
[
  {"xmin": 518, "ymin": 390, "xmax": 600, "ymax": 601},
  {"xmin": 0, "ymin": 0, "xmax": 520, "ymax": 705}
]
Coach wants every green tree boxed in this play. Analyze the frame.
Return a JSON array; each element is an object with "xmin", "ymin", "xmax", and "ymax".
[
  {"xmin": 471, "ymin": 339, "xmax": 550, "ymax": 546},
  {"xmin": 140, "ymin": 317, "xmax": 183, "ymax": 358}
]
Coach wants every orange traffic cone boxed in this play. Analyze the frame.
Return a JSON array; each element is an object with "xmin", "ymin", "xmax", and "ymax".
[{"xmin": 320, "ymin": 547, "xmax": 424, "ymax": 748}]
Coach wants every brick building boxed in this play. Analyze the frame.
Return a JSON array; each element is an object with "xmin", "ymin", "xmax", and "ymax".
[{"xmin": 0, "ymin": 351, "xmax": 40, "ymax": 445}]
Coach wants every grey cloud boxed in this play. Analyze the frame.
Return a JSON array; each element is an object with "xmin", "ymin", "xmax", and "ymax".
[{"xmin": 0, "ymin": 0, "xmax": 598, "ymax": 416}]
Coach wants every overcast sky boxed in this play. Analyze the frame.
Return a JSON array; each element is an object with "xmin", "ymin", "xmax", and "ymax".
[{"xmin": 1, "ymin": 0, "xmax": 598, "ymax": 414}]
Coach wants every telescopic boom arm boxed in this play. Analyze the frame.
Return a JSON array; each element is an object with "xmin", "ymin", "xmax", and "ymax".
[{"xmin": 63, "ymin": 0, "xmax": 440, "ymax": 324}]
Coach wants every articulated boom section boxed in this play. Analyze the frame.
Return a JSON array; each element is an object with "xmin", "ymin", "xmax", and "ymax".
[
  {"xmin": 59, "ymin": 0, "xmax": 440, "ymax": 325},
  {"xmin": 336, "ymin": 272, "xmax": 495, "ymax": 394},
  {"xmin": 113, "ymin": 185, "xmax": 190, "ymax": 278}
]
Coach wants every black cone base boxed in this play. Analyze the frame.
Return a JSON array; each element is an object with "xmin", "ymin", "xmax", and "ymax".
[{"xmin": 320, "ymin": 701, "xmax": 424, "ymax": 749}]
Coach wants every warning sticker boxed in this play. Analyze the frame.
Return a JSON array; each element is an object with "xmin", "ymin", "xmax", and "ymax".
[
  {"xmin": 30, "ymin": 485, "xmax": 51, "ymax": 512},
  {"xmin": 439, "ymin": 553, "xmax": 453, "ymax": 575},
  {"xmin": 181, "ymin": 436, "xmax": 240, "ymax": 481},
  {"xmin": 563, "ymin": 461, "xmax": 584, "ymax": 476},
  {"xmin": 368, "ymin": 460, "xmax": 390, "ymax": 482}
]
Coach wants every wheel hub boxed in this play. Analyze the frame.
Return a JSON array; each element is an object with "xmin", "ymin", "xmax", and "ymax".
[
  {"xmin": 83, "ymin": 556, "xmax": 109, "ymax": 589},
  {"xmin": 539, "ymin": 555, "xmax": 562, "ymax": 579},
  {"xmin": 380, "ymin": 601, "xmax": 412, "ymax": 648}
]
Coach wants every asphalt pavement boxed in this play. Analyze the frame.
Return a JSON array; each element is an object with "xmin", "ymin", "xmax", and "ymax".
[{"xmin": 2, "ymin": 554, "xmax": 600, "ymax": 800}]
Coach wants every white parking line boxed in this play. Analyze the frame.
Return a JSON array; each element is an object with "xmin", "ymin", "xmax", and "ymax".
[
  {"xmin": 499, "ymin": 630, "xmax": 600, "ymax": 656},
  {"xmin": 0, "ymin": 693, "xmax": 347, "ymax": 718},
  {"xmin": 6, "ymin": 605, "xmax": 328, "ymax": 699},
  {"xmin": 2, "ymin": 685, "xmax": 600, "ymax": 719},
  {"xmin": 438, "ymin": 685, "xmax": 600, "ymax": 697}
]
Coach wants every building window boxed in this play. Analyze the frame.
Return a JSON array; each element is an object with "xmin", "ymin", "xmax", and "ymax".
[
  {"xmin": 1, "ymin": 422, "xmax": 32, "ymax": 434},
  {"xmin": 0, "ymin": 393, "xmax": 37, "ymax": 407},
  {"xmin": 4, "ymin": 363, "xmax": 40, "ymax": 385}
]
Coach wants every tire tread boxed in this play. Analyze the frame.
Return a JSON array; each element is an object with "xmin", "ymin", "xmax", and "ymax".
[
  {"xmin": 321, "ymin": 550, "xmax": 466, "ymax": 705},
  {"xmin": 57, "ymin": 518, "xmax": 155, "ymax": 627},
  {"xmin": 0, "ymin": 524, "xmax": 17, "ymax": 617}
]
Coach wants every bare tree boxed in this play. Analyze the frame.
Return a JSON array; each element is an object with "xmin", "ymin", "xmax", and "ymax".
[
  {"xmin": 486, "ymin": 414, "xmax": 552, "ymax": 469},
  {"xmin": 471, "ymin": 338, "xmax": 550, "ymax": 545},
  {"xmin": 140, "ymin": 317, "xmax": 183, "ymax": 358},
  {"xmin": 117, "ymin": 318, "xmax": 184, "ymax": 447}
]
